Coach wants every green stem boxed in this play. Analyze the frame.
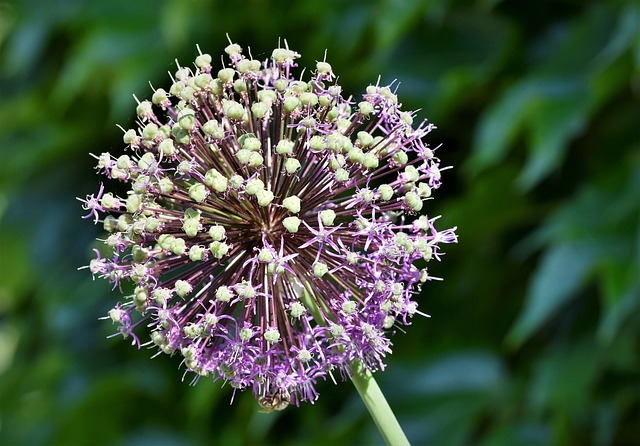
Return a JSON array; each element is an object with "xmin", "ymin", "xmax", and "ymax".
[{"xmin": 350, "ymin": 360, "xmax": 410, "ymax": 446}]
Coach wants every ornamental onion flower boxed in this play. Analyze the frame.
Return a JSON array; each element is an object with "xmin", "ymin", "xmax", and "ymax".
[{"xmin": 80, "ymin": 40, "xmax": 457, "ymax": 410}]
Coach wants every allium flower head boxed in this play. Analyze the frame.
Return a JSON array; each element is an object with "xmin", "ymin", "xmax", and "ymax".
[{"xmin": 81, "ymin": 40, "xmax": 457, "ymax": 408}]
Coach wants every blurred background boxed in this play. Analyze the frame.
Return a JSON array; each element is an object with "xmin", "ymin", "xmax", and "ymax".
[{"xmin": 1, "ymin": 0, "xmax": 638, "ymax": 444}]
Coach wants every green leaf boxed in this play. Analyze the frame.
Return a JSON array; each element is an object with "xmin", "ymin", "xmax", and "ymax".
[
  {"xmin": 507, "ymin": 243, "xmax": 599, "ymax": 347},
  {"xmin": 519, "ymin": 80, "xmax": 589, "ymax": 188}
]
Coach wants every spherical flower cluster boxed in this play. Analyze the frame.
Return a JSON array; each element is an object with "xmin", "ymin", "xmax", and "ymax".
[{"xmin": 80, "ymin": 40, "xmax": 457, "ymax": 409}]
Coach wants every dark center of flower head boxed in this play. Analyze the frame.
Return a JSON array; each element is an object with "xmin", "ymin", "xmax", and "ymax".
[{"xmin": 80, "ymin": 40, "xmax": 457, "ymax": 408}]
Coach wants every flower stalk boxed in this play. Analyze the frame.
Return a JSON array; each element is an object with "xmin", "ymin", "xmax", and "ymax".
[{"xmin": 351, "ymin": 360, "xmax": 410, "ymax": 446}]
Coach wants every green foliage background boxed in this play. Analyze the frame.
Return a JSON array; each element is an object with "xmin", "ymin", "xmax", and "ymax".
[{"xmin": 1, "ymin": 0, "xmax": 638, "ymax": 444}]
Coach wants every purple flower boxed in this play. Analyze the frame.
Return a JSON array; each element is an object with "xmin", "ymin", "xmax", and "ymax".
[{"xmin": 82, "ymin": 40, "xmax": 457, "ymax": 409}]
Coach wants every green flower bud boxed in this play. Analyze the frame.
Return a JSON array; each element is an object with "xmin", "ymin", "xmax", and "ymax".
[
  {"xmin": 130, "ymin": 263, "xmax": 148, "ymax": 283},
  {"xmin": 223, "ymin": 100, "xmax": 244, "ymax": 120},
  {"xmin": 142, "ymin": 123, "xmax": 159, "ymax": 141},
  {"xmin": 158, "ymin": 139, "xmax": 175, "ymax": 157},
  {"xmin": 236, "ymin": 59, "xmax": 260, "ymax": 73},
  {"xmin": 403, "ymin": 165, "xmax": 419, "ymax": 183},
  {"xmin": 233, "ymin": 78, "xmax": 247, "ymax": 93},
  {"xmin": 276, "ymin": 139, "xmax": 294, "ymax": 155},
  {"xmin": 158, "ymin": 234, "xmax": 176, "ymax": 251},
  {"xmin": 256, "ymin": 189, "xmax": 274, "ymax": 206},
  {"xmin": 116, "ymin": 155, "xmax": 132, "ymax": 170},
  {"xmin": 348, "ymin": 146, "xmax": 364, "ymax": 164},
  {"xmin": 103, "ymin": 215, "xmax": 118, "ymax": 232},
  {"xmin": 318, "ymin": 94, "xmax": 332, "ymax": 107},
  {"xmin": 299, "ymin": 117, "xmax": 316, "ymax": 129},
  {"xmin": 183, "ymin": 325, "xmax": 199, "ymax": 341},
  {"xmin": 178, "ymin": 108, "xmax": 196, "ymax": 130},
  {"xmin": 133, "ymin": 286, "xmax": 148, "ymax": 306},
  {"xmin": 152, "ymin": 88, "xmax": 169, "ymax": 106},
  {"xmin": 284, "ymin": 158, "xmax": 301, "ymax": 174},
  {"xmin": 399, "ymin": 111, "xmax": 413, "ymax": 126},
  {"xmin": 204, "ymin": 169, "xmax": 228, "ymax": 193},
  {"xmin": 237, "ymin": 281, "xmax": 256, "ymax": 299},
  {"xmin": 235, "ymin": 148, "xmax": 252, "ymax": 164},
  {"xmin": 159, "ymin": 177, "xmax": 174, "ymax": 194},
  {"xmin": 417, "ymin": 182, "xmax": 432, "ymax": 198},
  {"xmin": 297, "ymin": 349, "xmax": 312, "ymax": 362},
  {"xmin": 313, "ymin": 262, "xmax": 329, "ymax": 278},
  {"xmin": 329, "ymin": 154, "xmax": 346, "ymax": 170},
  {"xmin": 257, "ymin": 89, "xmax": 277, "ymax": 104},
  {"xmin": 189, "ymin": 245, "xmax": 206, "ymax": 261},
  {"xmin": 138, "ymin": 153, "xmax": 156, "ymax": 171},
  {"xmin": 357, "ymin": 131, "xmax": 374, "ymax": 147},
  {"xmin": 286, "ymin": 301, "xmax": 305, "ymax": 319},
  {"xmin": 240, "ymin": 135, "xmax": 261, "ymax": 151},
  {"xmin": 264, "ymin": 328, "xmax": 281, "ymax": 344},
  {"xmin": 204, "ymin": 313, "xmax": 218, "ymax": 328},
  {"xmin": 247, "ymin": 152, "xmax": 264, "ymax": 167},
  {"xmin": 218, "ymin": 68, "xmax": 235, "ymax": 84},
  {"xmin": 209, "ymin": 225, "xmax": 225, "ymax": 241},
  {"xmin": 132, "ymin": 245, "xmax": 148, "ymax": 263},
  {"xmin": 309, "ymin": 135, "xmax": 325, "ymax": 152},
  {"xmin": 178, "ymin": 86, "xmax": 195, "ymax": 102},
  {"xmin": 136, "ymin": 100, "xmax": 153, "ymax": 118},
  {"xmin": 291, "ymin": 81, "xmax": 308, "ymax": 94},
  {"xmin": 175, "ymin": 279, "xmax": 192, "ymax": 297},
  {"xmin": 320, "ymin": 209, "xmax": 336, "ymax": 226},
  {"xmin": 362, "ymin": 153, "xmax": 379, "ymax": 170},
  {"xmin": 404, "ymin": 191, "xmax": 423, "ymax": 211},
  {"xmin": 169, "ymin": 81, "xmax": 184, "ymax": 96},
  {"xmin": 194, "ymin": 73, "xmax": 213, "ymax": 89},
  {"xmin": 327, "ymin": 107, "xmax": 339, "ymax": 121},
  {"xmin": 229, "ymin": 175, "xmax": 243, "ymax": 189},
  {"xmin": 299, "ymin": 92, "xmax": 318, "ymax": 107},
  {"xmin": 195, "ymin": 53, "xmax": 212, "ymax": 68},
  {"xmin": 330, "ymin": 324, "xmax": 345, "ymax": 337},
  {"xmin": 274, "ymin": 78, "xmax": 288, "ymax": 91},
  {"xmin": 188, "ymin": 183, "xmax": 208, "ymax": 203},
  {"xmin": 378, "ymin": 184, "xmax": 393, "ymax": 201},
  {"xmin": 272, "ymin": 48, "xmax": 297, "ymax": 63},
  {"xmin": 209, "ymin": 241, "xmax": 229, "ymax": 259},
  {"xmin": 335, "ymin": 168, "xmax": 349, "ymax": 182},
  {"xmin": 100, "ymin": 192, "xmax": 121, "ymax": 209},
  {"xmin": 316, "ymin": 61, "xmax": 332, "ymax": 75},
  {"xmin": 245, "ymin": 178, "xmax": 264, "ymax": 195},
  {"xmin": 358, "ymin": 101, "xmax": 374, "ymax": 116},
  {"xmin": 393, "ymin": 150, "xmax": 409, "ymax": 165},
  {"xmin": 182, "ymin": 218, "xmax": 200, "ymax": 237},
  {"xmin": 175, "ymin": 67, "xmax": 190, "ymax": 81},
  {"xmin": 216, "ymin": 286, "xmax": 233, "ymax": 302},
  {"xmin": 172, "ymin": 237, "xmax": 186, "ymax": 255},
  {"xmin": 126, "ymin": 194, "xmax": 142, "ymax": 213},
  {"xmin": 282, "ymin": 195, "xmax": 301, "ymax": 213},
  {"xmin": 341, "ymin": 301, "xmax": 356, "ymax": 314},
  {"xmin": 202, "ymin": 120, "xmax": 224, "ymax": 139},
  {"xmin": 239, "ymin": 327, "xmax": 253, "ymax": 342},
  {"xmin": 171, "ymin": 124, "xmax": 190, "ymax": 144},
  {"xmin": 283, "ymin": 97, "xmax": 299, "ymax": 113},
  {"xmin": 283, "ymin": 216, "xmax": 301, "ymax": 233},
  {"xmin": 358, "ymin": 188, "xmax": 375, "ymax": 204},
  {"xmin": 145, "ymin": 217, "xmax": 160, "ymax": 232},
  {"xmin": 224, "ymin": 43, "xmax": 242, "ymax": 56},
  {"xmin": 153, "ymin": 288, "xmax": 172, "ymax": 305},
  {"xmin": 258, "ymin": 248, "xmax": 274, "ymax": 263},
  {"xmin": 251, "ymin": 102, "xmax": 269, "ymax": 119}
]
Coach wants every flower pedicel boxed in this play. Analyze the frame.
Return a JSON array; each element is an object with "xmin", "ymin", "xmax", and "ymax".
[{"xmin": 80, "ymin": 40, "xmax": 457, "ymax": 410}]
